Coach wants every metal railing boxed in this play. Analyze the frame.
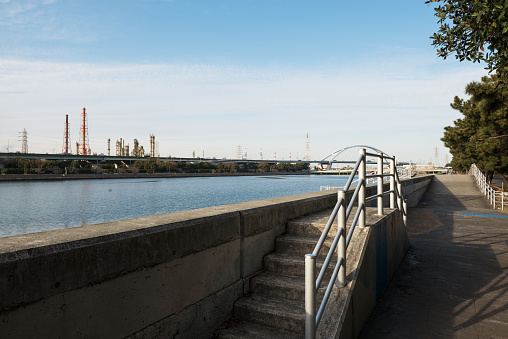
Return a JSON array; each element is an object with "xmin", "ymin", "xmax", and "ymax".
[
  {"xmin": 319, "ymin": 167, "xmax": 411, "ymax": 192},
  {"xmin": 319, "ymin": 176, "xmax": 385, "ymax": 192},
  {"xmin": 305, "ymin": 148, "xmax": 407, "ymax": 339},
  {"xmin": 470, "ymin": 164, "xmax": 508, "ymax": 211}
]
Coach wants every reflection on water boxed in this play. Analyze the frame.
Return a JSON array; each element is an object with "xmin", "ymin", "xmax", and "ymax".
[{"xmin": 0, "ymin": 175, "xmax": 349, "ymax": 237}]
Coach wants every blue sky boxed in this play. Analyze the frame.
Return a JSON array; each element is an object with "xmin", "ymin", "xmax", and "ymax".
[{"xmin": 0, "ymin": 0, "xmax": 489, "ymax": 164}]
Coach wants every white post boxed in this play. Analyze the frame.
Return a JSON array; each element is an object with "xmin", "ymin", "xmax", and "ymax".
[
  {"xmin": 377, "ymin": 154, "xmax": 383, "ymax": 215},
  {"xmin": 403, "ymin": 199, "xmax": 407, "ymax": 225},
  {"xmin": 390, "ymin": 157, "xmax": 395, "ymax": 209},
  {"xmin": 398, "ymin": 183, "xmax": 403, "ymax": 216},
  {"xmin": 338, "ymin": 190, "xmax": 346, "ymax": 288},
  {"xmin": 359, "ymin": 148, "xmax": 366, "ymax": 228},
  {"xmin": 305, "ymin": 254, "xmax": 316, "ymax": 339}
]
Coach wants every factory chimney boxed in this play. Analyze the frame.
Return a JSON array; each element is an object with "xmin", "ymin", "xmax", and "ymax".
[
  {"xmin": 62, "ymin": 115, "xmax": 71, "ymax": 154},
  {"xmin": 79, "ymin": 107, "xmax": 91, "ymax": 155}
]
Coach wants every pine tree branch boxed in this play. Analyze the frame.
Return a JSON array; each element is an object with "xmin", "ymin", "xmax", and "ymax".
[{"xmin": 474, "ymin": 134, "xmax": 508, "ymax": 141}]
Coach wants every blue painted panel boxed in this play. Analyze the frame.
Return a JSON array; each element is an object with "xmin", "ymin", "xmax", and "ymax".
[{"xmin": 376, "ymin": 222, "xmax": 387, "ymax": 299}]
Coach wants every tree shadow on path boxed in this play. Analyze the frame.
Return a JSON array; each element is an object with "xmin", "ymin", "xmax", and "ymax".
[{"xmin": 360, "ymin": 175, "xmax": 508, "ymax": 338}]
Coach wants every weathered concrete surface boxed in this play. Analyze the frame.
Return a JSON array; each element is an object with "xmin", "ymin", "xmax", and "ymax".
[
  {"xmin": 360, "ymin": 175, "xmax": 508, "ymax": 338},
  {"xmin": 0, "ymin": 175, "xmax": 432, "ymax": 339},
  {"xmin": 0, "ymin": 189, "xmax": 339, "ymax": 339},
  {"xmin": 317, "ymin": 209, "xmax": 409, "ymax": 339}
]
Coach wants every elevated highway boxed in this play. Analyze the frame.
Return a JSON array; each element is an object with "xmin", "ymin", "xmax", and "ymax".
[{"xmin": 0, "ymin": 152, "xmax": 409, "ymax": 166}]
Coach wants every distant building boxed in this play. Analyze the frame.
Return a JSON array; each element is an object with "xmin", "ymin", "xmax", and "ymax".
[
  {"xmin": 131, "ymin": 139, "xmax": 145, "ymax": 157},
  {"xmin": 116, "ymin": 138, "xmax": 145, "ymax": 157}
]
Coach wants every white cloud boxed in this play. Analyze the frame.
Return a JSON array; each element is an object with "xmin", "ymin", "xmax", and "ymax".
[
  {"xmin": 0, "ymin": 0, "xmax": 55, "ymax": 24},
  {"xmin": 0, "ymin": 57, "xmax": 488, "ymax": 161}
]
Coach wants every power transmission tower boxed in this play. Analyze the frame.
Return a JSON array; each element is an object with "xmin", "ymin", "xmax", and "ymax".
[
  {"xmin": 305, "ymin": 133, "xmax": 310, "ymax": 161},
  {"xmin": 19, "ymin": 129, "xmax": 28, "ymax": 153},
  {"xmin": 237, "ymin": 145, "xmax": 242, "ymax": 159}
]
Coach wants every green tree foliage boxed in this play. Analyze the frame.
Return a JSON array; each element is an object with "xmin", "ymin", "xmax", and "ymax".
[
  {"xmin": 1, "ymin": 158, "xmax": 311, "ymax": 175},
  {"xmin": 441, "ymin": 76, "xmax": 508, "ymax": 172},
  {"xmin": 426, "ymin": 0, "xmax": 508, "ymax": 83},
  {"xmin": 257, "ymin": 163, "xmax": 270, "ymax": 172}
]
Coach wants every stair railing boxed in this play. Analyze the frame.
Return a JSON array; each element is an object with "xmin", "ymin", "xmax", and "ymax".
[
  {"xmin": 305, "ymin": 148, "xmax": 407, "ymax": 339},
  {"xmin": 469, "ymin": 163, "xmax": 507, "ymax": 211}
]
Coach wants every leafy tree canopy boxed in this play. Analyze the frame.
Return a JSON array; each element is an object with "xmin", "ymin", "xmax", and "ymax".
[
  {"xmin": 442, "ymin": 76, "xmax": 508, "ymax": 172},
  {"xmin": 426, "ymin": 0, "xmax": 508, "ymax": 84}
]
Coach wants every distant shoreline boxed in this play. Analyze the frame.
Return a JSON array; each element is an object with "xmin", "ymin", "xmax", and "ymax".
[{"xmin": 0, "ymin": 171, "xmax": 312, "ymax": 182}]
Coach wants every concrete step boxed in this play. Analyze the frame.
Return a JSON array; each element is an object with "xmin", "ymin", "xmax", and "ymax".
[
  {"xmin": 263, "ymin": 252, "xmax": 337, "ymax": 279},
  {"xmin": 214, "ymin": 208, "xmax": 345, "ymax": 338},
  {"xmin": 233, "ymin": 295, "xmax": 305, "ymax": 334},
  {"xmin": 216, "ymin": 321, "xmax": 298, "ymax": 339},
  {"xmin": 275, "ymin": 234, "xmax": 337, "ymax": 258},
  {"xmin": 250, "ymin": 271, "xmax": 328, "ymax": 303},
  {"xmin": 286, "ymin": 213, "xmax": 352, "ymax": 238},
  {"xmin": 285, "ymin": 208, "xmax": 334, "ymax": 237}
]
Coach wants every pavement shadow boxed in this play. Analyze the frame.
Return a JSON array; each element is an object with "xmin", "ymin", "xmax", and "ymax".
[{"xmin": 360, "ymin": 175, "xmax": 508, "ymax": 338}]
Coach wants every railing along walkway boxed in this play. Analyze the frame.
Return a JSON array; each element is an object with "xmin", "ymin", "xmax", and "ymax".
[
  {"xmin": 360, "ymin": 175, "xmax": 508, "ymax": 338},
  {"xmin": 305, "ymin": 148, "xmax": 407, "ymax": 338},
  {"xmin": 470, "ymin": 164, "xmax": 508, "ymax": 211}
]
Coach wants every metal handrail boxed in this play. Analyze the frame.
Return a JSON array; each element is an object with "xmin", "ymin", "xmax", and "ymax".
[
  {"xmin": 469, "ymin": 164, "xmax": 507, "ymax": 211},
  {"xmin": 305, "ymin": 148, "xmax": 407, "ymax": 339}
]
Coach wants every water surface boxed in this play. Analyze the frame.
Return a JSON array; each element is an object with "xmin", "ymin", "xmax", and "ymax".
[{"xmin": 0, "ymin": 175, "xmax": 349, "ymax": 237}]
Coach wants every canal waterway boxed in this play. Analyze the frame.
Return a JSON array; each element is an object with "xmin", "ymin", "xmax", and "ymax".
[{"xmin": 0, "ymin": 175, "xmax": 350, "ymax": 238}]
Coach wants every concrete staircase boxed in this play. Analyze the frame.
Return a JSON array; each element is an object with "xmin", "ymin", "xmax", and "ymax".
[{"xmin": 215, "ymin": 209, "xmax": 340, "ymax": 338}]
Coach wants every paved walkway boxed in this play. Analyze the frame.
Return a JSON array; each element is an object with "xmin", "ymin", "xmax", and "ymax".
[{"xmin": 360, "ymin": 175, "xmax": 508, "ymax": 339}]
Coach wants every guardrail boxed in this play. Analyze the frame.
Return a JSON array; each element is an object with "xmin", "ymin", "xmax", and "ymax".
[
  {"xmin": 305, "ymin": 148, "xmax": 407, "ymax": 339},
  {"xmin": 319, "ymin": 166, "xmax": 412, "ymax": 192},
  {"xmin": 470, "ymin": 164, "xmax": 507, "ymax": 211}
]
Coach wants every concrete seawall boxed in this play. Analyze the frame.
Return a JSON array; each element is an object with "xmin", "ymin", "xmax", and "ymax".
[{"xmin": 0, "ymin": 175, "xmax": 432, "ymax": 338}]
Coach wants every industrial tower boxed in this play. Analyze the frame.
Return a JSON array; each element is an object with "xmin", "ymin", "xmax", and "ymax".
[
  {"xmin": 149, "ymin": 134, "xmax": 155, "ymax": 157},
  {"xmin": 19, "ymin": 129, "xmax": 28, "ymax": 154},
  {"xmin": 79, "ymin": 107, "xmax": 91, "ymax": 155},
  {"xmin": 62, "ymin": 115, "xmax": 71, "ymax": 154}
]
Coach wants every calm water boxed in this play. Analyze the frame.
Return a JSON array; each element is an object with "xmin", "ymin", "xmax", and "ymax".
[{"xmin": 0, "ymin": 175, "xmax": 349, "ymax": 237}]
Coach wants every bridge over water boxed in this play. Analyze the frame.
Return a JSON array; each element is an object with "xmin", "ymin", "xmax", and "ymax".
[{"xmin": 0, "ymin": 145, "xmax": 411, "ymax": 166}]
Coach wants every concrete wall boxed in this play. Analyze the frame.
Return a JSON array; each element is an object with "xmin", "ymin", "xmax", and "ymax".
[
  {"xmin": 401, "ymin": 175, "xmax": 433, "ymax": 207},
  {"xmin": 317, "ymin": 208, "xmax": 410, "ymax": 339},
  {"xmin": 0, "ymin": 190, "xmax": 339, "ymax": 339},
  {"xmin": 317, "ymin": 175, "xmax": 433, "ymax": 339},
  {"xmin": 0, "ymin": 175, "xmax": 432, "ymax": 339}
]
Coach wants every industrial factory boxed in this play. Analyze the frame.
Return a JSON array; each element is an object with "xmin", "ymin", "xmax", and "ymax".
[{"xmin": 61, "ymin": 108, "xmax": 155, "ymax": 158}]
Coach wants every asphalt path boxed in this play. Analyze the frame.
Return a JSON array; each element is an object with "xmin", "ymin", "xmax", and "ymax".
[{"xmin": 360, "ymin": 175, "xmax": 508, "ymax": 339}]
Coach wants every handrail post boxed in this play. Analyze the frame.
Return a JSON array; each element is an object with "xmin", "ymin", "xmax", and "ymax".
[
  {"xmin": 397, "ymin": 183, "xmax": 403, "ymax": 216},
  {"xmin": 338, "ymin": 190, "xmax": 346, "ymax": 288},
  {"xmin": 305, "ymin": 254, "xmax": 316, "ymax": 339},
  {"xmin": 359, "ymin": 148, "xmax": 366, "ymax": 229},
  {"xmin": 403, "ymin": 199, "xmax": 407, "ymax": 225},
  {"xmin": 390, "ymin": 156, "xmax": 395, "ymax": 209},
  {"xmin": 377, "ymin": 153, "xmax": 383, "ymax": 215}
]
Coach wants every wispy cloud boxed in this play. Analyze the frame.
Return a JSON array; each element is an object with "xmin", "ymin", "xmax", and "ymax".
[
  {"xmin": 0, "ymin": 57, "xmax": 487, "ymax": 160},
  {"xmin": 0, "ymin": 0, "xmax": 56, "ymax": 25}
]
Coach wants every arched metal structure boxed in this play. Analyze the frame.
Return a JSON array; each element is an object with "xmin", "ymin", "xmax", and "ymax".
[
  {"xmin": 320, "ymin": 145, "xmax": 391, "ymax": 170},
  {"xmin": 322, "ymin": 145, "xmax": 390, "ymax": 162}
]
